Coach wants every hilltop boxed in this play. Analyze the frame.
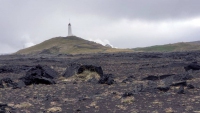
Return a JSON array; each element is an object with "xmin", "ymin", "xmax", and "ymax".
[{"xmin": 16, "ymin": 36, "xmax": 131, "ymax": 54}]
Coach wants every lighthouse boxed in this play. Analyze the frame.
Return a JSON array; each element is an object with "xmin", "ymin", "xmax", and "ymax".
[{"xmin": 68, "ymin": 23, "xmax": 72, "ymax": 36}]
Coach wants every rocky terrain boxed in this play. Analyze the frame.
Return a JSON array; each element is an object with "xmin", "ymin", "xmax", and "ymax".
[{"xmin": 1, "ymin": 51, "xmax": 200, "ymax": 113}]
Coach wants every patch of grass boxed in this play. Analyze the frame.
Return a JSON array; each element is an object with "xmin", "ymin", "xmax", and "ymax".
[
  {"xmin": 185, "ymin": 106, "xmax": 193, "ymax": 111},
  {"xmin": 47, "ymin": 107, "xmax": 62, "ymax": 113},
  {"xmin": 116, "ymin": 105, "xmax": 127, "ymax": 110},
  {"xmin": 134, "ymin": 45, "xmax": 177, "ymax": 52},
  {"xmin": 152, "ymin": 99, "xmax": 163, "ymax": 107},
  {"xmin": 157, "ymin": 80, "xmax": 166, "ymax": 87},
  {"xmin": 70, "ymin": 70, "xmax": 100, "ymax": 82},
  {"xmin": 89, "ymin": 101, "xmax": 99, "ymax": 109},
  {"xmin": 63, "ymin": 98, "xmax": 76, "ymax": 103},
  {"xmin": 121, "ymin": 97, "xmax": 135, "ymax": 104},
  {"xmin": 164, "ymin": 107, "xmax": 174, "ymax": 113},
  {"xmin": 15, "ymin": 102, "xmax": 32, "ymax": 108}
]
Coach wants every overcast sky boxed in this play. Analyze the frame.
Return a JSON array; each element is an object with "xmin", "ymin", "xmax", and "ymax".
[{"xmin": 1, "ymin": 0, "xmax": 200, "ymax": 53}]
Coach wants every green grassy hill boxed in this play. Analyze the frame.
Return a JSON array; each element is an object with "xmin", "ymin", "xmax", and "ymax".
[
  {"xmin": 16, "ymin": 36, "xmax": 200, "ymax": 54},
  {"xmin": 16, "ymin": 36, "xmax": 131, "ymax": 54},
  {"xmin": 133, "ymin": 42, "xmax": 200, "ymax": 52}
]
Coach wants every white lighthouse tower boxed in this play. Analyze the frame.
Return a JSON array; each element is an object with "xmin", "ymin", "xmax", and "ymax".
[{"xmin": 68, "ymin": 23, "xmax": 72, "ymax": 36}]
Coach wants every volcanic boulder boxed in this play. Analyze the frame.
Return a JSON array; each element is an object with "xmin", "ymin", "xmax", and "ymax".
[
  {"xmin": 0, "ymin": 103, "xmax": 8, "ymax": 113},
  {"xmin": 98, "ymin": 74, "xmax": 115, "ymax": 85},
  {"xmin": 177, "ymin": 85, "xmax": 185, "ymax": 94},
  {"xmin": 170, "ymin": 81, "xmax": 187, "ymax": 86},
  {"xmin": 63, "ymin": 63, "xmax": 79, "ymax": 78},
  {"xmin": 184, "ymin": 63, "xmax": 200, "ymax": 71},
  {"xmin": 122, "ymin": 92, "xmax": 134, "ymax": 97},
  {"xmin": 20, "ymin": 65, "xmax": 58, "ymax": 85},
  {"xmin": 143, "ymin": 73, "xmax": 192, "ymax": 82},
  {"xmin": 187, "ymin": 84, "xmax": 195, "ymax": 89},
  {"xmin": 172, "ymin": 74, "xmax": 193, "ymax": 81},
  {"xmin": 15, "ymin": 80, "xmax": 26, "ymax": 88},
  {"xmin": 142, "ymin": 74, "xmax": 174, "ymax": 81},
  {"xmin": 156, "ymin": 86, "xmax": 170, "ymax": 92}
]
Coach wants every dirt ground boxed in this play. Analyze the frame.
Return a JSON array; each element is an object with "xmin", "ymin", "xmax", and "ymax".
[{"xmin": 1, "ymin": 51, "xmax": 200, "ymax": 113}]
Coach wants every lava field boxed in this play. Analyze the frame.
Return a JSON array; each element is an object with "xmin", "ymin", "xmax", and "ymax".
[{"xmin": 1, "ymin": 51, "xmax": 200, "ymax": 113}]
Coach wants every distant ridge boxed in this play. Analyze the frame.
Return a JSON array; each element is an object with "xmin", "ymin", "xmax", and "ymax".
[
  {"xmin": 133, "ymin": 41, "xmax": 200, "ymax": 52},
  {"xmin": 16, "ymin": 36, "xmax": 130, "ymax": 54},
  {"xmin": 16, "ymin": 36, "xmax": 200, "ymax": 54}
]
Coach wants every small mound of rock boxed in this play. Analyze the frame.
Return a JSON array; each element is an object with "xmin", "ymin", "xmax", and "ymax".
[
  {"xmin": 140, "ymin": 72, "xmax": 195, "ymax": 94},
  {"xmin": 63, "ymin": 64, "xmax": 103, "ymax": 78},
  {"xmin": 63, "ymin": 64, "xmax": 115, "ymax": 85},
  {"xmin": 77, "ymin": 65, "xmax": 103, "ymax": 76}
]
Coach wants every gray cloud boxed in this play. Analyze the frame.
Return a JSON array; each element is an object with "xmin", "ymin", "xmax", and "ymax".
[
  {"xmin": 95, "ymin": 0, "xmax": 200, "ymax": 20},
  {"xmin": 0, "ymin": 0, "xmax": 200, "ymax": 53}
]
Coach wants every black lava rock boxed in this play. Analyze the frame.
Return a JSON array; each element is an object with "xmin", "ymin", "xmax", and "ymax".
[
  {"xmin": 15, "ymin": 80, "xmax": 26, "ymax": 89},
  {"xmin": 98, "ymin": 74, "xmax": 114, "ymax": 85},
  {"xmin": 184, "ymin": 63, "xmax": 200, "ymax": 71},
  {"xmin": 0, "ymin": 103, "xmax": 8, "ymax": 113},
  {"xmin": 171, "ymin": 81, "xmax": 187, "ymax": 87},
  {"xmin": 173, "ymin": 74, "xmax": 193, "ymax": 81},
  {"xmin": 20, "ymin": 65, "xmax": 57, "ymax": 85},
  {"xmin": 63, "ymin": 63, "xmax": 81, "ymax": 78},
  {"xmin": 177, "ymin": 86, "xmax": 185, "ymax": 94},
  {"xmin": 142, "ymin": 74, "xmax": 173, "ymax": 81},
  {"xmin": 187, "ymin": 84, "xmax": 195, "ymax": 89},
  {"xmin": 122, "ymin": 92, "xmax": 133, "ymax": 97},
  {"xmin": 182, "ymin": 74, "xmax": 193, "ymax": 80},
  {"xmin": 157, "ymin": 86, "xmax": 170, "ymax": 92},
  {"xmin": 142, "ymin": 75, "xmax": 158, "ymax": 81},
  {"xmin": 0, "ymin": 103, "xmax": 14, "ymax": 113},
  {"xmin": 76, "ymin": 109, "xmax": 81, "ymax": 112}
]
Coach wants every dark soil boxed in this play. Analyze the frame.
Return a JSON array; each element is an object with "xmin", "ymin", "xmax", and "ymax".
[{"xmin": 1, "ymin": 51, "xmax": 200, "ymax": 113}]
